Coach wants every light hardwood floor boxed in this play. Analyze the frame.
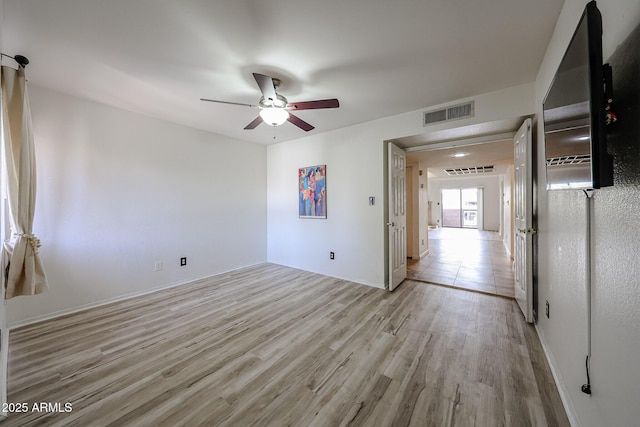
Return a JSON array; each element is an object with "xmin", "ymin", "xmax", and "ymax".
[{"xmin": 5, "ymin": 264, "xmax": 569, "ymax": 426}]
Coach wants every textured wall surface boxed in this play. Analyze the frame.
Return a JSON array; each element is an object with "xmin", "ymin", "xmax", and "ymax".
[
  {"xmin": 535, "ymin": 3, "xmax": 640, "ymax": 425},
  {"xmin": 588, "ymin": 19, "xmax": 640, "ymax": 425},
  {"xmin": 607, "ymin": 22, "xmax": 640, "ymax": 187}
]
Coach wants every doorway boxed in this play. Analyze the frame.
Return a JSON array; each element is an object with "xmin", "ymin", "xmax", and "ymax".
[{"xmin": 408, "ymin": 227, "xmax": 515, "ymax": 297}]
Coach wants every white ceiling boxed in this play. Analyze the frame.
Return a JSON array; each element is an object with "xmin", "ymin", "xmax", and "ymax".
[
  {"xmin": 2, "ymin": 0, "xmax": 563, "ymax": 145},
  {"xmin": 407, "ymin": 138, "xmax": 516, "ymax": 179}
]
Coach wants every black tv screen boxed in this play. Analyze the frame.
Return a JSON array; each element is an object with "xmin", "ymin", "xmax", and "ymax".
[{"xmin": 543, "ymin": 1, "xmax": 613, "ymax": 190}]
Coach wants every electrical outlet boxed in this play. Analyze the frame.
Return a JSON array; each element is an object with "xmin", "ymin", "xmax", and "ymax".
[
  {"xmin": 330, "ymin": 252, "xmax": 335, "ymax": 260},
  {"xmin": 180, "ymin": 257, "xmax": 187, "ymax": 266},
  {"xmin": 154, "ymin": 261, "xmax": 162, "ymax": 271},
  {"xmin": 545, "ymin": 300, "xmax": 550, "ymax": 318}
]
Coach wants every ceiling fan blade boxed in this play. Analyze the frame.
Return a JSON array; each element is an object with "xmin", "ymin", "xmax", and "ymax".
[
  {"xmin": 287, "ymin": 113, "xmax": 315, "ymax": 132},
  {"xmin": 253, "ymin": 73, "xmax": 277, "ymax": 102},
  {"xmin": 244, "ymin": 116, "xmax": 263, "ymax": 130},
  {"xmin": 200, "ymin": 98, "xmax": 258, "ymax": 108},
  {"xmin": 287, "ymin": 99, "xmax": 340, "ymax": 110}
]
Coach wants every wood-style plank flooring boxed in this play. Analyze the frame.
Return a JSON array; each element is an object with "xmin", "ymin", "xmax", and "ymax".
[{"xmin": 5, "ymin": 263, "xmax": 568, "ymax": 426}]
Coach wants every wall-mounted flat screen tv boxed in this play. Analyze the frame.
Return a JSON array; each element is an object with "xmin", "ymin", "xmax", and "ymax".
[{"xmin": 543, "ymin": 1, "xmax": 613, "ymax": 190}]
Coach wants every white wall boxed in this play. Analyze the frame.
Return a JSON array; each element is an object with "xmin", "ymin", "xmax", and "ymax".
[
  {"xmin": 267, "ymin": 124, "xmax": 386, "ymax": 287},
  {"xmin": 405, "ymin": 162, "xmax": 429, "ymax": 260},
  {"xmin": 534, "ymin": 1, "xmax": 640, "ymax": 426},
  {"xmin": 7, "ymin": 86, "xmax": 267, "ymax": 325},
  {"xmin": 406, "ymin": 163, "xmax": 429, "ymax": 259},
  {"xmin": 267, "ymin": 83, "xmax": 534, "ymax": 288},
  {"xmin": 428, "ymin": 174, "xmax": 502, "ymax": 231},
  {"xmin": 417, "ymin": 162, "xmax": 429, "ymax": 257},
  {"xmin": 406, "ymin": 164, "xmax": 416, "ymax": 258}
]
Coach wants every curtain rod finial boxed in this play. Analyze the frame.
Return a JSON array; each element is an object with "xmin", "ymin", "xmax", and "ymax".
[{"xmin": 14, "ymin": 55, "xmax": 29, "ymax": 68}]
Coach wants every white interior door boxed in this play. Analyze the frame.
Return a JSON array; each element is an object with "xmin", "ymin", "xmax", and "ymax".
[
  {"xmin": 514, "ymin": 118, "xmax": 534, "ymax": 322},
  {"xmin": 388, "ymin": 143, "xmax": 407, "ymax": 291}
]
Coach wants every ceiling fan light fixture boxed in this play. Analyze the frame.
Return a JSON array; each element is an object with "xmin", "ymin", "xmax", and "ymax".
[
  {"xmin": 202, "ymin": 72, "xmax": 338, "ymax": 132},
  {"xmin": 259, "ymin": 107, "xmax": 289, "ymax": 126}
]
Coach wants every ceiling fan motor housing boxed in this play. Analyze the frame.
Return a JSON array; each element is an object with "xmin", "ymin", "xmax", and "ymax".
[{"xmin": 259, "ymin": 93, "xmax": 288, "ymax": 109}]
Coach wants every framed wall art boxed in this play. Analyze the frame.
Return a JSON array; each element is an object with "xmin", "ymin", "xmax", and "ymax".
[{"xmin": 298, "ymin": 165, "xmax": 326, "ymax": 218}]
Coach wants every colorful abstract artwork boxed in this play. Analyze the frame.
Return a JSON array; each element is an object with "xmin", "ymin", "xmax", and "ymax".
[{"xmin": 299, "ymin": 165, "xmax": 327, "ymax": 218}]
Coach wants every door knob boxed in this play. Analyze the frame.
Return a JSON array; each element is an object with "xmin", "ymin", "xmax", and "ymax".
[{"xmin": 386, "ymin": 222, "xmax": 396, "ymax": 227}]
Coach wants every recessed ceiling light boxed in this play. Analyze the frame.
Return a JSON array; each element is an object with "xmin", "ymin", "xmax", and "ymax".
[{"xmin": 453, "ymin": 153, "xmax": 467, "ymax": 158}]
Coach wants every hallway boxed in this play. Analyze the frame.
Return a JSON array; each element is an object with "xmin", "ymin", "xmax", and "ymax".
[{"xmin": 407, "ymin": 227, "xmax": 515, "ymax": 298}]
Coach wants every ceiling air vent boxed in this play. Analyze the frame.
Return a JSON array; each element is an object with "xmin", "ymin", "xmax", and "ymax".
[
  {"xmin": 423, "ymin": 101, "xmax": 475, "ymax": 126},
  {"xmin": 445, "ymin": 165, "xmax": 494, "ymax": 176}
]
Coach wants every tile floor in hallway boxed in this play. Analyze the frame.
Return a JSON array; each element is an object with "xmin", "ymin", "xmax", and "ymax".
[{"xmin": 408, "ymin": 227, "xmax": 515, "ymax": 298}]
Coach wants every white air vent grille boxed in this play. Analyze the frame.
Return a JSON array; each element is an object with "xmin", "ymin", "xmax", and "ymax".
[
  {"xmin": 445, "ymin": 165, "xmax": 494, "ymax": 176},
  {"xmin": 424, "ymin": 101, "xmax": 475, "ymax": 126},
  {"xmin": 424, "ymin": 109, "xmax": 447, "ymax": 124},
  {"xmin": 546, "ymin": 154, "xmax": 591, "ymax": 166}
]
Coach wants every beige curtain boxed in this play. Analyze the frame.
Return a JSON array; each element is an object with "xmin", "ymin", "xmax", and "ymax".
[{"xmin": 1, "ymin": 65, "xmax": 48, "ymax": 299}]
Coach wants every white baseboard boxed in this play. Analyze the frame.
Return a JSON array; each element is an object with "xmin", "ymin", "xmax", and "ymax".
[
  {"xmin": 534, "ymin": 324, "xmax": 580, "ymax": 427},
  {"xmin": 8, "ymin": 262, "xmax": 266, "ymax": 330}
]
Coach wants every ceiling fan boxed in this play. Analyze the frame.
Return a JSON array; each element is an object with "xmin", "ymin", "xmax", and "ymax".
[{"xmin": 201, "ymin": 73, "xmax": 339, "ymax": 132}]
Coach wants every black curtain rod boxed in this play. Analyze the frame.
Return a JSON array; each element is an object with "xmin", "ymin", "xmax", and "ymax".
[{"xmin": 1, "ymin": 53, "xmax": 29, "ymax": 68}]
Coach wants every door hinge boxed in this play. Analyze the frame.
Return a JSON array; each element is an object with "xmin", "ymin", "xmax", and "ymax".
[{"xmin": 518, "ymin": 228, "xmax": 537, "ymax": 235}]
